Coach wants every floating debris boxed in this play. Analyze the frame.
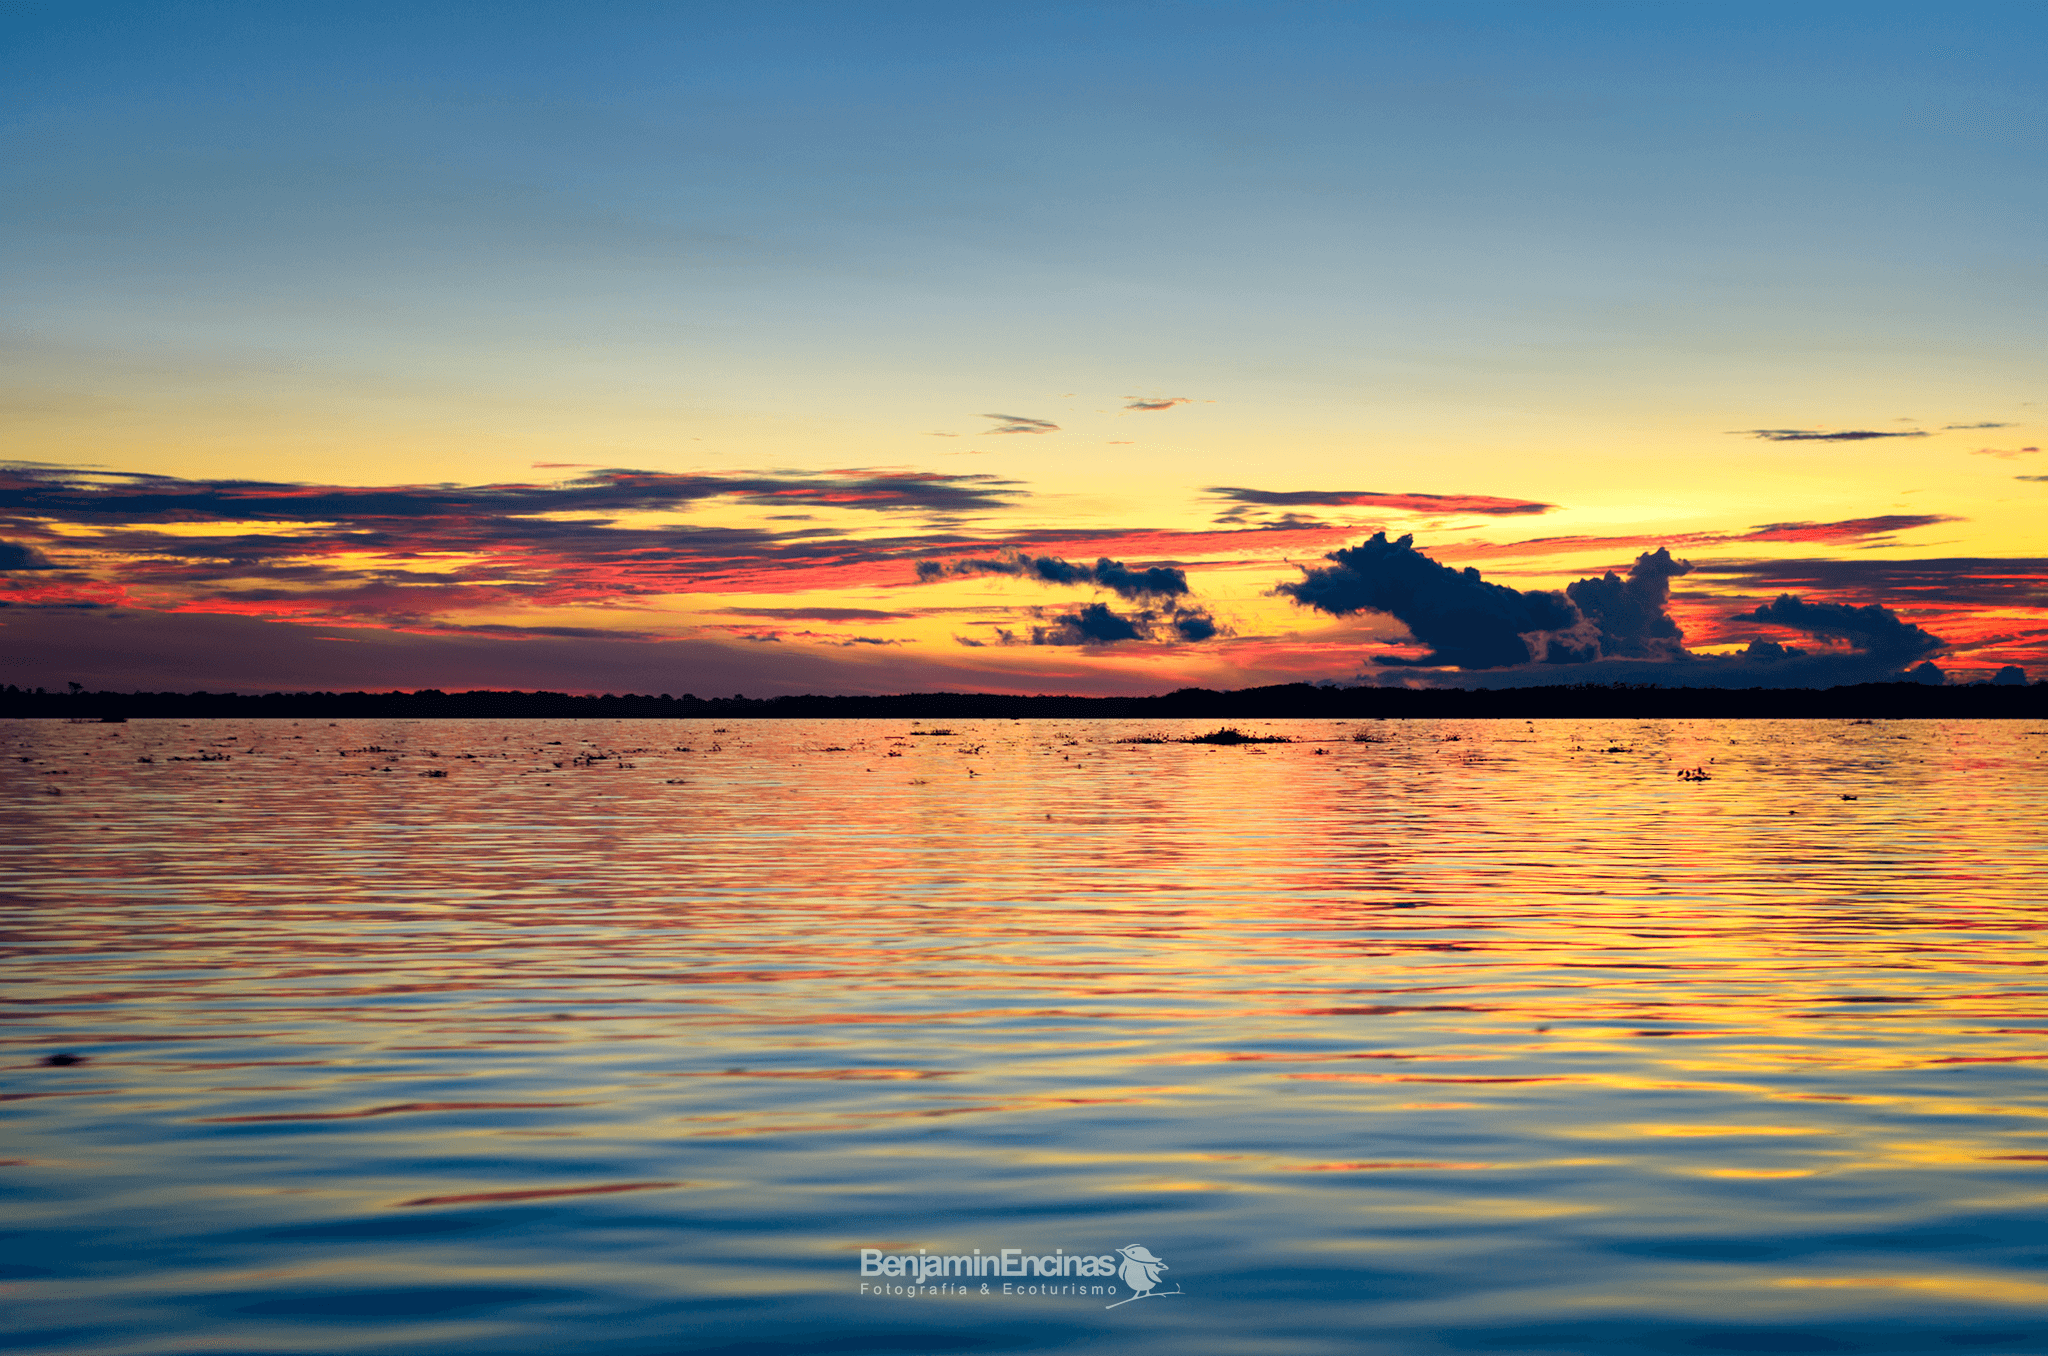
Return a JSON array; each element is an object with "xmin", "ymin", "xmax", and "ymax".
[
  {"xmin": 1677, "ymin": 766, "xmax": 1712, "ymax": 782},
  {"xmin": 1185, "ymin": 728, "xmax": 1290, "ymax": 745}
]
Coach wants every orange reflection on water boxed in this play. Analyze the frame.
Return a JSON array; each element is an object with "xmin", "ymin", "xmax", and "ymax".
[{"xmin": 4, "ymin": 716, "xmax": 2047, "ymax": 1352}]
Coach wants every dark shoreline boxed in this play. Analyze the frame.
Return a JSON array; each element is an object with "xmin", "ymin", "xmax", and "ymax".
[{"xmin": 5, "ymin": 681, "xmax": 2043, "ymax": 721}]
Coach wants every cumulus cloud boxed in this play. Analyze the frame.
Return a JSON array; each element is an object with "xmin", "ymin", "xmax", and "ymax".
[
  {"xmin": 981, "ymin": 414, "xmax": 1060, "ymax": 435},
  {"xmin": 1279, "ymin": 533, "xmax": 1952, "ymax": 685},
  {"xmin": 1737, "ymin": 429, "xmax": 1931, "ymax": 442},
  {"xmin": 1746, "ymin": 595, "xmax": 1943, "ymax": 665},
  {"xmin": 1028, "ymin": 601, "xmax": 1220, "ymax": 647},
  {"xmin": 915, "ymin": 550, "xmax": 1189, "ymax": 600},
  {"xmin": 1564, "ymin": 547, "xmax": 1694, "ymax": 661},
  {"xmin": 1278, "ymin": 532, "xmax": 1585, "ymax": 668}
]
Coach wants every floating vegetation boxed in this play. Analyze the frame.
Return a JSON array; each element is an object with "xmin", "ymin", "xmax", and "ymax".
[
  {"xmin": 1116, "ymin": 735, "xmax": 1170, "ymax": 744},
  {"xmin": 1184, "ymin": 727, "xmax": 1290, "ymax": 745},
  {"xmin": 420, "ymin": 769, "xmax": 447, "ymax": 778},
  {"xmin": 1677, "ymin": 766, "xmax": 1711, "ymax": 782},
  {"xmin": 910, "ymin": 729, "xmax": 955, "ymax": 736}
]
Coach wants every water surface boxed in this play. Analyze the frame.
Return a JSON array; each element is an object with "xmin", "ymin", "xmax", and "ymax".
[{"xmin": 5, "ymin": 717, "xmax": 2046, "ymax": 1354}]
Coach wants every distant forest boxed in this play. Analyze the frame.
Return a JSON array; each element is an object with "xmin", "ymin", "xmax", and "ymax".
[{"xmin": 4, "ymin": 681, "xmax": 2043, "ymax": 721}]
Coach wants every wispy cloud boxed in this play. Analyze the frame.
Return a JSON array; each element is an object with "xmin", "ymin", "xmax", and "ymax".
[
  {"xmin": 1946, "ymin": 422, "xmax": 2013, "ymax": 430},
  {"xmin": 1123, "ymin": 397, "xmax": 1190, "ymax": 411},
  {"xmin": 1969, "ymin": 446, "xmax": 2040, "ymax": 460},
  {"xmin": 722, "ymin": 606, "xmax": 915, "ymax": 621},
  {"xmin": 1737, "ymin": 429, "xmax": 1931, "ymax": 442},
  {"xmin": 980, "ymin": 413, "xmax": 1060, "ymax": 435},
  {"xmin": 1208, "ymin": 486, "xmax": 1556, "ymax": 519}
]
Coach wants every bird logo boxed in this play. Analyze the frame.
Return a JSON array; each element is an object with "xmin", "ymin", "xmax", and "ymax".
[{"xmin": 1105, "ymin": 1244, "xmax": 1181, "ymax": 1308}]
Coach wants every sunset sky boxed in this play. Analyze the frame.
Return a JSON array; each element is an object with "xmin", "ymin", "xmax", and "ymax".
[{"xmin": 5, "ymin": 2, "xmax": 2044, "ymax": 694}]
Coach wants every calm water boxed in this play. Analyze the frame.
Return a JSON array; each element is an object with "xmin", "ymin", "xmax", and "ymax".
[{"xmin": 4, "ymin": 717, "xmax": 2046, "ymax": 1355}]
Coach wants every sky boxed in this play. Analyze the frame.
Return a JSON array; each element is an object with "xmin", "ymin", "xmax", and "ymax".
[{"xmin": 4, "ymin": 1, "xmax": 2044, "ymax": 695}]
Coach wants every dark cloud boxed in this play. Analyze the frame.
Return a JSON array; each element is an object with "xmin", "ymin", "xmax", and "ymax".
[
  {"xmin": 722, "ymin": 607, "xmax": 914, "ymax": 621},
  {"xmin": 1946, "ymin": 423, "xmax": 2012, "ymax": 430},
  {"xmin": 915, "ymin": 550, "xmax": 1188, "ymax": 600},
  {"xmin": 980, "ymin": 414, "xmax": 1059, "ymax": 435},
  {"xmin": 1564, "ymin": 548, "xmax": 1693, "ymax": 661},
  {"xmin": 1737, "ymin": 429, "xmax": 1931, "ymax": 442},
  {"xmin": 2021, "ymin": 475, "xmax": 2048, "ymax": 482},
  {"xmin": 0, "ymin": 464, "xmax": 1024, "ymax": 524},
  {"xmin": 0, "ymin": 540, "xmax": 57, "ymax": 570},
  {"xmin": 1735, "ymin": 514, "xmax": 1959, "ymax": 541},
  {"xmin": 1035, "ymin": 603, "xmax": 1146, "ymax": 645},
  {"xmin": 1208, "ymin": 487, "xmax": 1555, "ymax": 516},
  {"xmin": 1123, "ymin": 397, "xmax": 1190, "ymax": 411},
  {"xmin": 1028, "ymin": 602, "xmax": 1221, "ymax": 647},
  {"xmin": 1689, "ymin": 557, "xmax": 2048, "ymax": 611},
  {"xmin": 1746, "ymin": 595, "xmax": 1944, "ymax": 664},
  {"xmin": 1279, "ymin": 533, "xmax": 1959, "ymax": 685},
  {"xmin": 1278, "ymin": 532, "xmax": 1584, "ymax": 668}
]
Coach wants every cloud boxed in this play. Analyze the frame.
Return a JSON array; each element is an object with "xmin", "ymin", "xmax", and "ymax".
[
  {"xmin": 1123, "ymin": 397, "xmax": 1190, "ymax": 411},
  {"xmin": 1278, "ymin": 532, "xmax": 1585, "ymax": 668},
  {"xmin": 915, "ymin": 550, "xmax": 1189, "ymax": 600},
  {"xmin": 1563, "ymin": 547, "xmax": 1694, "ymax": 660},
  {"xmin": 1278, "ymin": 533, "xmax": 1956, "ymax": 685},
  {"xmin": 721, "ymin": 606, "xmax": 914, "ymax": 621},
  {"xmin": 0, "ymin": 539, "xmax": 57, "ymax": 570},
  {"xmin": 1746, "ymin": 594, "xmax": 1943, "ymax": 664},
  {"xmin": 980, "ymin": 414, "xmax": 1059, "ymax": 435},
  {"xmin": 2021, "ymin": 475, "xmax": 2048, "ymax": 482},
  {"xmin": 1207, "ymin": 487, "xmax": 1556, "ymax": 517},
  {"xmin": 1969, "ymin": 446, "xmax": 2040, "ymax": 460},
  {"xmin": 1946, "ymin": 423, "xmax": 2012, "ymax": 430},
  {"xmin": 0, "ymin": 464, "xmax": 1025, "ymax": 522},
  {"xmin": 1028, "ymin": 601, "xmax": 1221, "ymax": 647},
  {"xmin": 1737, "ymin": 429, "xmax": 1931, "ymax": 442},
  {"xmin": 1036, "ymin": 602, "xmax": 1146, "ymax": 645},
  {"xmin": 1687, "ymin": 557, "xmax": 2048, "ymax": 611},
  {"xmin": 1731, "ymin": 515, "xmax": 1960, "ymax": 543}
]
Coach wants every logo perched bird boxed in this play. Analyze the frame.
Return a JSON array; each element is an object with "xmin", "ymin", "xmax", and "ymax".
[{"xmin": 1116, "ymin": 1244, "xmax": 1168, "ymax": 1296}]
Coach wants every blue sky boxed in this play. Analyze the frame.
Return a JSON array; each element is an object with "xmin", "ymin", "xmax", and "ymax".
[{"xmin": 4, "ymin": 2, "xmax": 2044, "ymax": 692}]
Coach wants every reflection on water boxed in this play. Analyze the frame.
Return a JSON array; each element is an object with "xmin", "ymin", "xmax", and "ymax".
[{"xmin": 4, "ymin": 717, "xmax": 2046, "ymax": 1354}]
